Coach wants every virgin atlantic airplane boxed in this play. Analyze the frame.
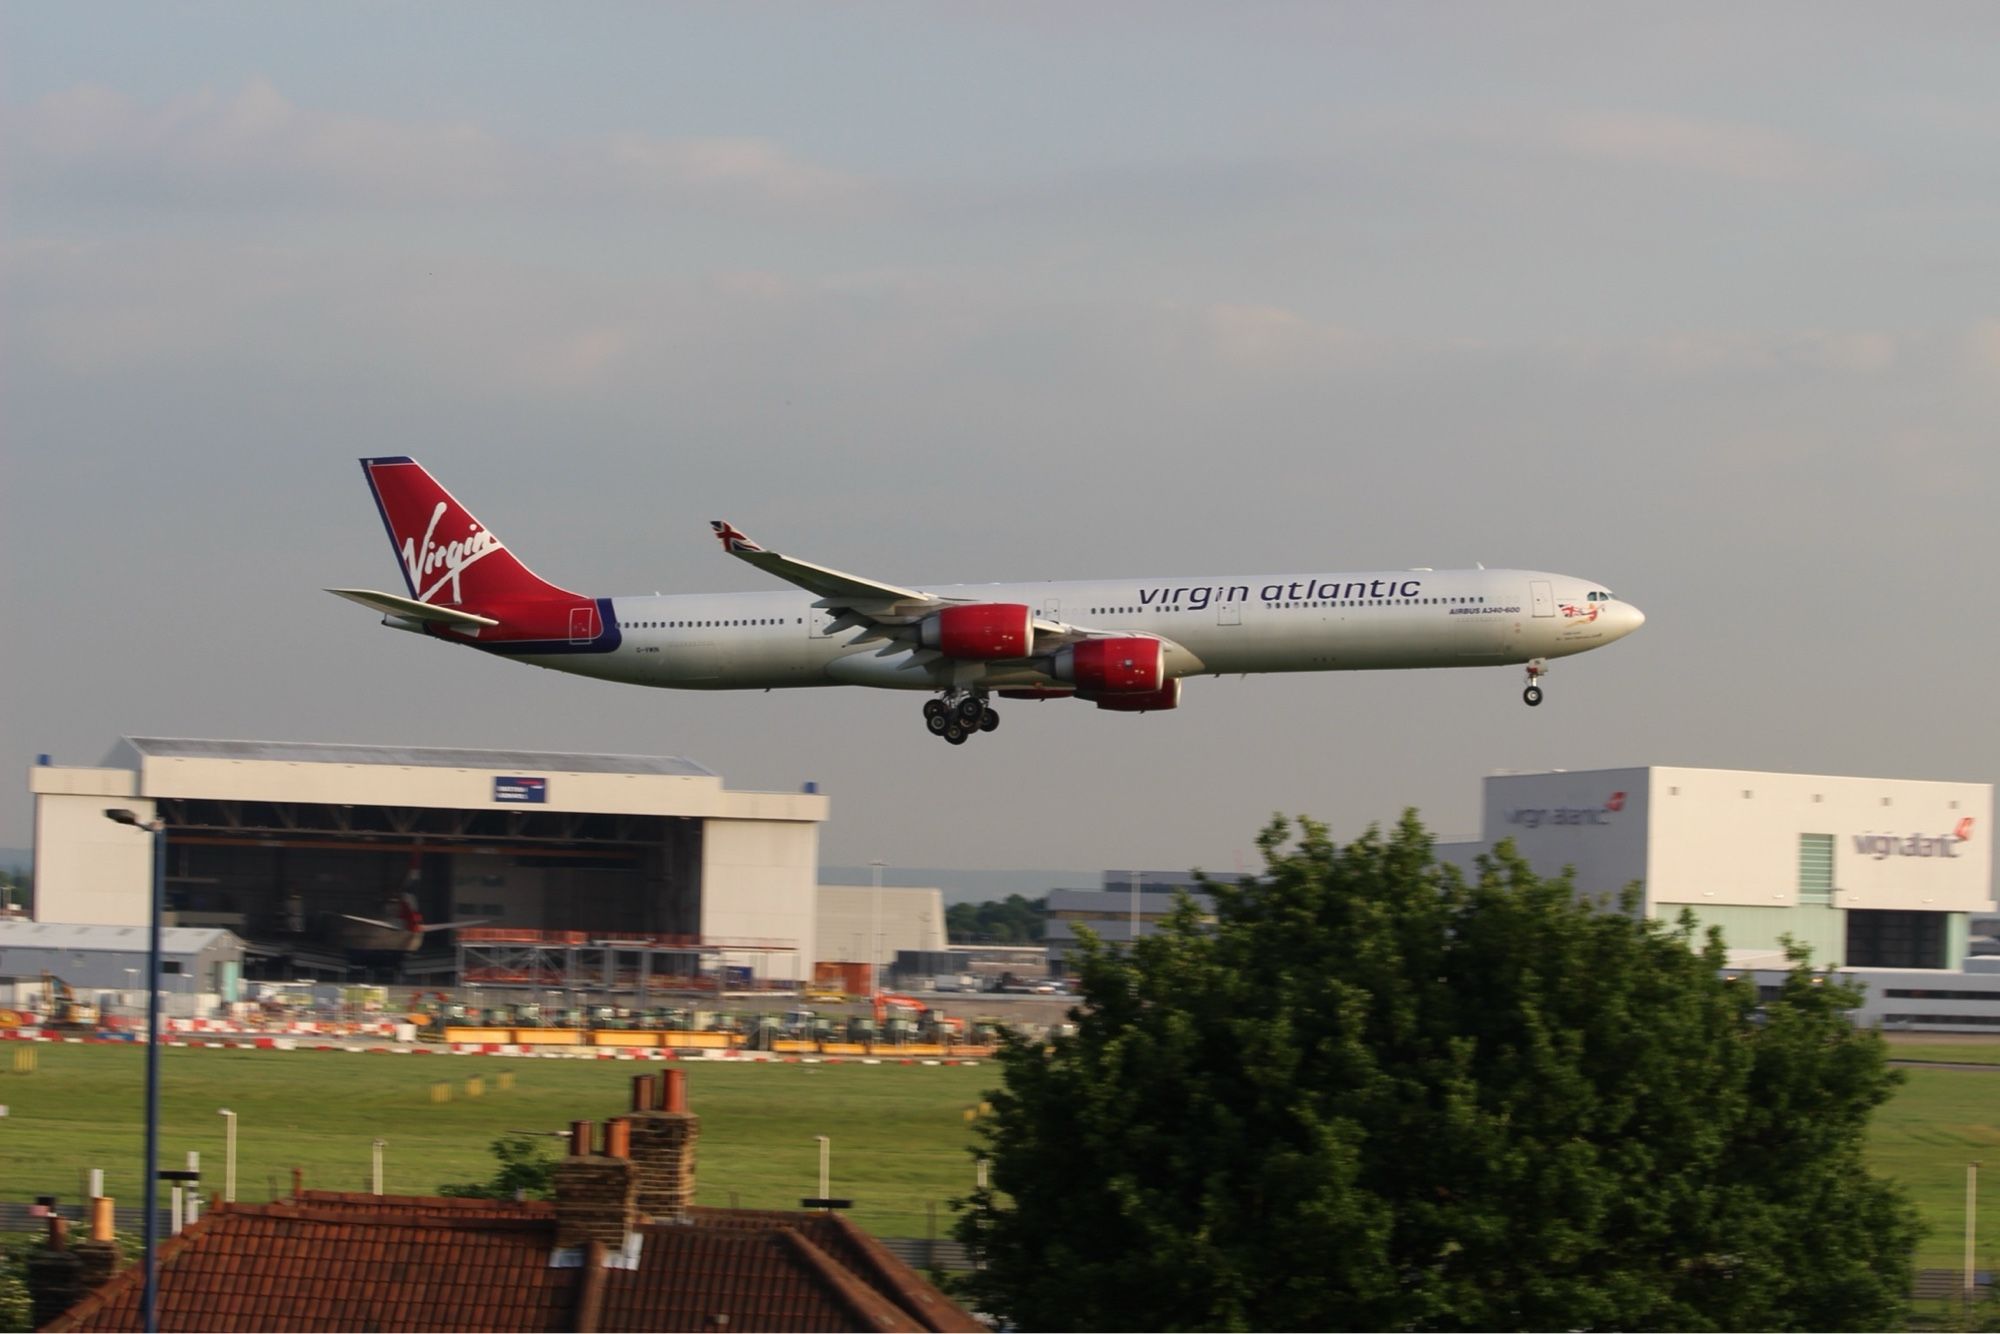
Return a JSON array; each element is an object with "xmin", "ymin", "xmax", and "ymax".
[{"xmin": 331, "ymin": 457, "xmax": 1644, "ymax": 744}]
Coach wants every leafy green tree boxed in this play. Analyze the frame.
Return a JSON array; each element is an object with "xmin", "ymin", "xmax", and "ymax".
[
  {"xmin": 437, "ymin": 1134, "xmax": 560, "ymax": 1200},
  {"xmin": 946, "ymin": 893, "xmax": 1046, "ymax": 945},
  {"xmin": 955, "ymin": 813, "xmax": 1920, "ymax": 1332}
]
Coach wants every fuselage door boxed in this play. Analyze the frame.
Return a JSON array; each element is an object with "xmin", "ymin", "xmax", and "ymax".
[
  {"xmin": 569, "ymin": 604, "xmax": 600, "ymax": 643},
  {"xmin": 1217, "ymin": 601, "xmax": 1241, "ymax": 626},
  {"xmin": 1530, "ymin": 580, "xmax": 1555, "ymax": 618}
]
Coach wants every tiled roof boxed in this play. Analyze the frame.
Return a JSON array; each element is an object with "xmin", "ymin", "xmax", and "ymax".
[{"xmin": 47, "ymin": 1193, "xmax": 984, "ymax": 1333}]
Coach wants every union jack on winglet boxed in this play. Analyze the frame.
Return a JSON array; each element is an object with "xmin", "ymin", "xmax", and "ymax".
[{"xmin": 711, "ymin": 521, "xmax": 763, "ymax": 554}]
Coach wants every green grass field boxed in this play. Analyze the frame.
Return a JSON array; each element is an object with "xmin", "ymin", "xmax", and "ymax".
[
  {"xmin": 0, "ymin": 1046, "xmax": 992, "ymax": 1240},
  {"xmin": 1, "ymin": 1040, "xmax": 1993, "ymax": 1266}
]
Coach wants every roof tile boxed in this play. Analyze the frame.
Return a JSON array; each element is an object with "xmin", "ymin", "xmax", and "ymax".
[{"xmin": 46, "ymin": 1194, "xmax": 982, "ymax": 1333}]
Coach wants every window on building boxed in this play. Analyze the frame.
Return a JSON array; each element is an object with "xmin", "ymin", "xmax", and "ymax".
[
  {"xmin": 1797, "ymin": 833, "xmax": 1833, "ymax": 906},
  {"xmin": 1846, "ymin": 909, "xmax": 1948, "ymax": 969}
]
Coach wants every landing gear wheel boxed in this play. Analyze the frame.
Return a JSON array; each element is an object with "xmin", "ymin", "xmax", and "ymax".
[
  {"xmin": 944, "ymin": 720, "xmax": 969, "ymax": 744},
  {"xmin": 978, "ymin": 708, "xmax": 1000, "ymax": 733},
  {"xmin": 1523, "ymin": 685, "xmax": 1543, "ymax": 707},
  {"xmin": 926, "ymin": 709, "xmax": 949, "ymax": 735},
  {"xmin": 956, "ymin": 696, "xmax": 986, "ymax": 726},
  {"xmin": 923, "ymin": 698, "xmax": 948, "ymax": 721}
]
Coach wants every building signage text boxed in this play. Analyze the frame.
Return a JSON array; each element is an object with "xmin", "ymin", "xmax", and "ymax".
[
  {"xmin": 494, "ymin": 776, "xmax": 548, "ymax": 804},
  {"xmin": 1505, "ymin": 791, "xmax": 1626, "ymax": 830},
  {"xmin": 1852, "ymin": 818, "xmax": 1974, "ymax": 861}
]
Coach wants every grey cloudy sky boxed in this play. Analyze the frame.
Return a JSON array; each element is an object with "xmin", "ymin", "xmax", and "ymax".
[{"xmin": 4, "ymin": 3, "xmax": 1996, "ymax": 875}]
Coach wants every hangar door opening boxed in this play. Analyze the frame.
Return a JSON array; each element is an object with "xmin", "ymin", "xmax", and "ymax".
[{"xmin": 155, "ymin": 797, "xmax": 703, "ymax": 970}]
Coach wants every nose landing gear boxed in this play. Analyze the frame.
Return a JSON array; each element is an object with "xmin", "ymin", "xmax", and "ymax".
[
  {"xmin": 1522, "ymin": 658, "xmax": 1548, "ymax": 707},
  {"xmin": 923, "ymin": 692, "xmax": 999, "ymax": 743}
]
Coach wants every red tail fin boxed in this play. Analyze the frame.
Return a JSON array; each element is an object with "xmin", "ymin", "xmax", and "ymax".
[{"xmin": 361, "ymin": 457, "xmax": 580, "ymax": 609}]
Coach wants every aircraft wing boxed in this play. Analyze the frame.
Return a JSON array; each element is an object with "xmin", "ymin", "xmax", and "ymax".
[
  {"xmin": 326, "ymin": 588, "xmax": 500, "ymax": 628},
  {"xmin": 709, "ymin": 521, "xmax": 1185, "ymax": 663},
  {"xmin": 711, "ymin": 522, "xmax": 941, "ymax": 623}
]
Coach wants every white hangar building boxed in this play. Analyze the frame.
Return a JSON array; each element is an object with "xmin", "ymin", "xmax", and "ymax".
[
  {"xmin": 27, "ymin": 738, "xmax": 828, "ymax": 985},
  {"xmin": 1437, "ymin": 766, "xmax": 1998, "ymax": 1029}
]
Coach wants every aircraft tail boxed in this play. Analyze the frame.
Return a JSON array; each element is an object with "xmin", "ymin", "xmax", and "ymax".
[{"xmin": 360, "ymin": 456, "xmax": 582, "ymax": 609}]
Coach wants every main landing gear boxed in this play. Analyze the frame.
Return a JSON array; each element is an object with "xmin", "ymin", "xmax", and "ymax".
[
  {"xmin": 1522, "ymin": 658, "xmax": 1548, "ymax": 707},
  {"xmin": 922, "ymin": 692, "xmax": 1000, "ymax": 745}
]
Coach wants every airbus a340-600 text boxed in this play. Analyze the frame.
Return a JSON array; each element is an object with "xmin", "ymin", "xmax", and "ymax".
[{"xmin": 330, "ymin": 458, "xmax": 1645, "ymax": 745}]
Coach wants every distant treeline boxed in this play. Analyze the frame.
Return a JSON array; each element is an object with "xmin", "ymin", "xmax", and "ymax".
[{"xmin": 946, "ymin": 894, "xmax": 1046, "ymax": 945}]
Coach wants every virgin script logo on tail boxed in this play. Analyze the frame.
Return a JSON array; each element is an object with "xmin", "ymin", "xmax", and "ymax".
[{"xmin": 402, "ymin": 501, "xmax": 504, "ymax": 604}]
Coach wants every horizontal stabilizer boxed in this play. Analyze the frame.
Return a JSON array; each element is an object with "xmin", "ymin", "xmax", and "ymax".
[
  {"xmin": 326, "ymin": 588, "xmax": 499, "ymax": 628},
  {"xmin": 416, "ymin": 919, "xmax": 489, "ymax": 935},
  {"xmin": 339, "ymin": 914, "xmax": 403, "ymax": 932}
]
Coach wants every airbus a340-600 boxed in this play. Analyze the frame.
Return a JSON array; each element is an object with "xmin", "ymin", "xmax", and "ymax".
[{"xmin": 331, "ymin": 457, "xmax": 1644, "ymax": 745}]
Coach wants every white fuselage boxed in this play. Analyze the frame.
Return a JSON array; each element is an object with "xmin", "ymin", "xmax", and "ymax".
[{"xmin": 496, "ymin": 567, "xmax": 1644, "ymax": 692}]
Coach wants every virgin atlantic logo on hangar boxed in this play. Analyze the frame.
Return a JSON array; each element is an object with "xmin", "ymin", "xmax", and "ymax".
[
  {"xmin": 1852, "ymin": 817, "xmax": 1975, "ymax": 861},
  {"xmin": 1506, "ymin": 791, "xmax": 1627, "ymax": 830}
]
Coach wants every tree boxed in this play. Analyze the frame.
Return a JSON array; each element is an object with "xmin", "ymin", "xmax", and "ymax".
[
  {"xmin": 955, "ymin": 813, "xmax": 1920, "ymax": 1332},
  {"xmin": 945, "ymin": 894, "xmax": 1046, "ymax": 945},
  {"xmin": 437, "ymin": 1134, "xmax": 559, "ymax": 1200}
]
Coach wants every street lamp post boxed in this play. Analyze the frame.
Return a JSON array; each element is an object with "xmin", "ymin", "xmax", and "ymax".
[
  {"xmin": 869, "ymin": 860, "xmax": 885, "ymax": 1001},
  {"xmin": 218, "ymin": 1109, "xmax": 237, "ymax": 1203},
  {"xmin": 103, "ymin": 807, "xmax": 165, "ymax": 1334},
  {"xmin": 1130, "ymin": 869, "xmax": 1140, "ymax": 953}
]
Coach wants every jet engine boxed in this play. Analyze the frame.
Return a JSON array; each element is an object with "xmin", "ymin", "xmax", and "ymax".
[
  {"xmin": 920, "ymin": 603, "xmax": 1033, "ymax": 659},
  {"xmin": 1055, "ymin": 637, "xmax": 1165, "ymax": 693}
]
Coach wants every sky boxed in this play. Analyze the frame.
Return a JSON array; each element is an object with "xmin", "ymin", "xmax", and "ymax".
[{"xmin": 3, "ymin": 3, "xmax": 1997, "ymax": 879}]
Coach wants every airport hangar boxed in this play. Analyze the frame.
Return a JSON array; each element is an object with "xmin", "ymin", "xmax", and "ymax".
[
  {"xmin": 1436, "ymin": 766, "xmax": 2000, "ymax": 1030},
  {"xmin": 28, "ymin": 738, "xmax": 828, "ymax": 992}
]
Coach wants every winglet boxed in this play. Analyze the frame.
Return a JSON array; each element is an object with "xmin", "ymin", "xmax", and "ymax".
[{"xmin": 711, "ymin": 521, "xmax": 764, "ymax": 554}]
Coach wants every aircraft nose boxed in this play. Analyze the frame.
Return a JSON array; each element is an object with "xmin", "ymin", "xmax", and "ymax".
[{"xmin": 1616, "ymin": 601, "xmax": 1646, "ymax": 636}]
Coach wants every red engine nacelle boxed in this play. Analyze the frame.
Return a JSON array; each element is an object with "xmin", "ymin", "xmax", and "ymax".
[
  {"xmin": 920, "ymin": 603, "xmax": 1034, "ymax": 660},
  {"xmin": 1091, "ymin": 680, "xmax": 1181, "ymax": 713},
  {"xmin": 1056, "ymin": 637, "xmax": 1165, "ymax": 694}
]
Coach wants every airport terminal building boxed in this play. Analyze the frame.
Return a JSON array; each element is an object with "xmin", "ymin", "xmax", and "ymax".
[
  {"xmin": 28, "ymin": 738, "xmax": 827, "ymax": 986},
  {"xmin": 1437, "ymin": 766, "xmax": 1999, "ymax": 1028}
]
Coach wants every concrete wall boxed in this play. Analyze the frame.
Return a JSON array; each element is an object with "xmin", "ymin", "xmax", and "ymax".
[
  {"xmin": 699, "ymin": 819, "xmax": 820, "ymax": 984},
  {"xmin": 1477, "ymin": 767, "xmax": 1650, "ymax": 907},
  {"xmin": 29, "ymin": 769, "xmax": 149, "ymax": 926},
  {"xmin": 815, "ymin": 886, "xmax": 946, "ymax": 973},
  {"xmin": 1648, "ymin": 768, "xmax": 1991, "ymax": 914}
]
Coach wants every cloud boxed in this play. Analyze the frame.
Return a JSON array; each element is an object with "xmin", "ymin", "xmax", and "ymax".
[
  {"xmin": 604, "ymin": 134, "xmax": 863, "ymax": 208},
  {"xmin": 1200, "ymin": 303, "xmax": 1364, "ymax": 371},
  {"xmin": 5, "ymin": 79, "xmax": 869, "ymax": 215},
  {"xmin": 1543, "ymin": 112, "xmax": 1848, "ymax": 184},
  {"xmin": 1965, "ymin": 319, "xmax": 2000, "ymax": 379},
  {"xmin": 1622, "ymin": 329, "xmax": 1899, "ymax": 377}
]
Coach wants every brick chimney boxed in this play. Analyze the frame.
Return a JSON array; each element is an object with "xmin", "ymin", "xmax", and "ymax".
[
  {"xmin": 625, "ymin": 1070, "xmax": 699, "ymax": 1222},
  {"xmin": 25, "ymin": 1213, "xmax": 84, "ymax": 1330},
  {"xmin": 553, "ymin": 1118, "xmax": 640, "ymax": 1251}
]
